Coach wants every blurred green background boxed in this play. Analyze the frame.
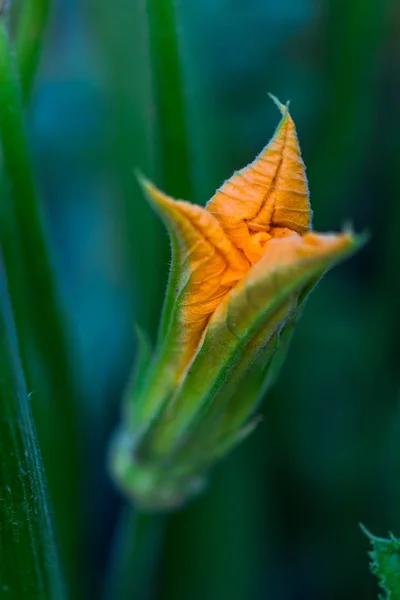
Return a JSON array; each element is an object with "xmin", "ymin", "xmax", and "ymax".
[{"xmin": 16, "ymin": 0, "xmax": 400, "ymax": 598}]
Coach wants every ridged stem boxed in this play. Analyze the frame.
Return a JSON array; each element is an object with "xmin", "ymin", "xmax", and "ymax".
[{"xmin": 104, "ymin": 508, "xmax": 165, "ymax": 600}]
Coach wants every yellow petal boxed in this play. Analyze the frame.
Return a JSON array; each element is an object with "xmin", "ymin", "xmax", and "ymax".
[
  {"xmin": 141, "ymin": 178, "xmax": 250, "ymax": 376},
  {"xmin": 206, "ymin": 96, "xmax": 311, "ymax": 264}
]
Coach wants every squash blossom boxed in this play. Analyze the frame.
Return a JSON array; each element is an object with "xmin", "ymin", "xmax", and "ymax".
[{"xmin": 110, "ymin": 96, "xmax": 362, "ymax": 510}]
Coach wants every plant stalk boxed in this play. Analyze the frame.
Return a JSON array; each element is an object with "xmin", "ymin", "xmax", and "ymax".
[{"xmin": 104, "ymin": 507, "xmax": 165, "ymax": 600}]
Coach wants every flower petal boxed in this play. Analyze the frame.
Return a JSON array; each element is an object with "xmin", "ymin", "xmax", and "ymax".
[
  {"xmin": 137, "ymin": 177, "xmax": 250, "ymax": 393},
  {"xmin": 206, "ymin": 96, "xmax": 311, "ymax": 263}
]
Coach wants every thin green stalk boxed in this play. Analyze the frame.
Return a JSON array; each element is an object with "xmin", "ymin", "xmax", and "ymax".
[
  {"xmin": 0, "ymin": 17, "xmax": 82, "ymax": 596},
  {"xmin": 86, "ymin": 0, "xmax": 195, "ymax": 338},
  {"xmin": 15, "ymin": 0, "xmax": 51, "ymax": 103},
  {"xmin": 0, "ymin": 270, "xmax": 66, "ymax": 599},
  {"xmin": 104, "ymin": 508, "xmax": 165, "ymax": 600},
  {"xmin": 146, "ymin": 0, "xmax": 193, "ymax": 199}
]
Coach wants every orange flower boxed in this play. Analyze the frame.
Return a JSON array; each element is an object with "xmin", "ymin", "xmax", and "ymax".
[{"xmin": 110, "ymin": 97, "xmax": 360, "ymax": 510}]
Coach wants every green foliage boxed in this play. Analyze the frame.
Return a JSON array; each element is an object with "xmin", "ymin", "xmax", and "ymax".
[
  {"xmin": 0, "ymin": 11, "xmax": 81, "ymax": 596},
  {"xmin": 0, "ymin": 276, "xmax": 65, "ymax": 599},
  {"xmin": 0, "ymin": 0, "xmax": 398, "ymax": 598},
  {"xmin": 362, "ymin": 526, "xmax": 400, "ymax": 599}
]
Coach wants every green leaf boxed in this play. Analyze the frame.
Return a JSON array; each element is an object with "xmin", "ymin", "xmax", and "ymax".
[
  {"xmin": 0, "ymin": 273, "xmax": 66, "ymax": 599},
  {"xmin": 0, "ymin": 17, "xmax": 82, "ymax": 594},
  {"xmin": 361, "ymin": 525, "xmax": 400, "ymax": 599}
]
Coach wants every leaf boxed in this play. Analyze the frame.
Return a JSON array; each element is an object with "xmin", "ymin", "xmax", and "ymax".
[
  {"xmin": 0, "ymin": 273, "xmax": 66, "ymax": 599},
  {"xmin": 0, "ymin": 19, "xmax": 81, "ymax": 594},
  {"xmin": 361, "ymin": 525, "xmax": 400, "ymax": 599}
]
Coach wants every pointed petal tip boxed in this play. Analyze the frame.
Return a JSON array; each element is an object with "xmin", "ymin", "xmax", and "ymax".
[
  {"xmin": 266, "ymin": 231, "xmax": 362, "ymax": 278},
  {"xmin": 304, "ymin": 229, "xmax": 365, "ymax": 258},
  {"xmin": 341, "ymin": 222, "xmax": 370, "ymax": 248},
  {"xmin": 268, "ymin": 93, "xmax": 290, "ymax": 115},
  {"xmin": 136, "ymin": 174, "xmax": 177, "ymax": 215},
  {"xmin": 305, "ymin": 230, "xmax": 365, "ymax": 269},
  {"xmin": 135, "ymin": 170, "xmax": 154, "ymax": 195},
  {"xmin": 136, "ymin": 171, "xmax": 166, "ymax": 209},
  {"xmin": 313, "ymin": 230, "xmax": 360, "ymax": 251}
]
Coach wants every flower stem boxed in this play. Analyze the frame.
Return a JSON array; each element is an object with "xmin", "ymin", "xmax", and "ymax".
[{"xmin": 104, "ymin": 507, "xmax": 166, "ymax": 600}]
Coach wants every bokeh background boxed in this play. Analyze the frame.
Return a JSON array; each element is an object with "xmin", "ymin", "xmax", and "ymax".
[{"xmin": 18, "ymin": 0, "xmax": 400, "ymax": 598}]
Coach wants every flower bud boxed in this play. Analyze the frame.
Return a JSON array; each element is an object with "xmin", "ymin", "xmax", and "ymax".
[{"xmin": 109, "ymin": 98, "xmax": 362, "ymax": 510}]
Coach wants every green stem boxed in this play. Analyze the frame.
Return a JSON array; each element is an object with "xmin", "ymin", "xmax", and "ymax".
[
  {"xmin": 0, "ymin": 16, "xmax": 82, "ymax": 596},
  {"xmin": 87, "ymin": 0, "xmax": 195, "ymax": 337},
  {"xmin": 0, "ymin": 272, "xmax": 66, "ymax": 599},
  {"xmin": 147, "ymin": 0, "xmax": 192, "ymax": 199},
  {"xmin": 104, "ymin": 507, "xmax": 165, "ymax": 600},
  {"xmin": 15, "ymin": 0, "xmax": 51, "ymax": 103}
]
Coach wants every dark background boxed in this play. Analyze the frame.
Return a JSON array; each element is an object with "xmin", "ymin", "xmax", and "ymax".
[{"xmin": 22, "ymin": 0, "xmax": 400, "ymax": 598}]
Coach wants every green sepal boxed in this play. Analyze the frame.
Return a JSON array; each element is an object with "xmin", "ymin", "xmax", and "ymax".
[
  {"xmin": 129, "ymin": 175, "xmax": 196, "ymax": 428},
  {"xmin": 124, "ymin": 325, "xmax": 153, "ymax": 425},
  {"xmin": 109, "ymin": 428, "xmax": 208, "ymax": 510},
  {"xmin": 172, "ymin": 273, "xmax": 321, "ymax": 464}
]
